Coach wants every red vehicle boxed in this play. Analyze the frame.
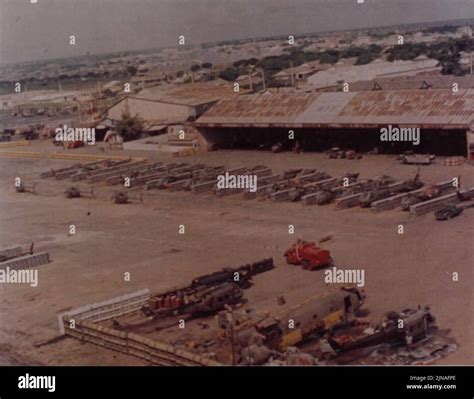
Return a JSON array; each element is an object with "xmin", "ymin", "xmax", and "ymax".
[
  {"xmin": 284, "ymin": 240, "xmax": 333, "ymax": 271},
  {"xmin": 67, "ymin": 140, "xmax": 85, "ymax": 149}
]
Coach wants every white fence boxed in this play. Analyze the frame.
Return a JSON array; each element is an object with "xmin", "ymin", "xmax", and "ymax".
[{"xmin": 57, "ymin": 289, "xmax": 150, "ymax": 335}]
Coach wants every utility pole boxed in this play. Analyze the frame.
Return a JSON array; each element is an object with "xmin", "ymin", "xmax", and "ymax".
[
  {"xmin": 225, "ymin": 305, "xmax": 236, "ymax": 365},
  {"xmin": 261, "ymin": 69, "xmax": 266, "ymax": 91},
  {"xmin": 248, "ymin": 67, "xmax": 253, "ymax": 91},
  {"xmin": 290, "ymin": 61, "xmax": 295, "ymax": 87},
  {"xmin": 468, "ymin": 23, "xmax": 473, "ymax": 75}
]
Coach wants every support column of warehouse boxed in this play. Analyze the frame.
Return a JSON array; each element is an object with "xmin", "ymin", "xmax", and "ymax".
[{"xmin": 467, "ymin": 126, "xmax": 474, "ymax": 162}]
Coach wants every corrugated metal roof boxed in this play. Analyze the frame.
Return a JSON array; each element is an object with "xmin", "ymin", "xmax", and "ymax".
[
  {"xmin": 349, "ymin": 74, "xmax": 474, "ymax": 91},
  {"xmin": 327, "ymin": 89, "xmax": 474, "ymax": 126},
  {"xmin": 196, "ymin": 89, "xmax": 474, "ymax": 128},
  {"xmin": 196, "ymin": 90, "xmax": 320, "ymax": 125},
  {"xmin": 108, "ymin": 97, "xmax": 193, "ymax": 124},
  {"xmin": 137, "ymin": 80, "xmax": 244, "ymax": 106}
]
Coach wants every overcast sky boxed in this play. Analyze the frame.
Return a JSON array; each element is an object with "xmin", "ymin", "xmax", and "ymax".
[{"xmin": 1, "ymin": 0, "xmax": 473, "ymax": 65}]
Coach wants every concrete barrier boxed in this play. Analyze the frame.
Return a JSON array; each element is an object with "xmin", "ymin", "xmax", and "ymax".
[
  {"xmin": 0, "ymin": 252, "xmax": 49, "ymax": 271},
  {"xmin": 0, "ymin": 246, "xmax": 22, "ymax": 260}
]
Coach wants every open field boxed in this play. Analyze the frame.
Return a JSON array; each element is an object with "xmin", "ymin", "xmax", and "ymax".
[{"xmin": 0, "ymin": 144, "xmax": 473, "ymax": 365}]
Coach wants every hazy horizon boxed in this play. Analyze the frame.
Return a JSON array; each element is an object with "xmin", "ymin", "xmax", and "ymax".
[{"xmin": 1, "ymin": 0, "xmax": 474, "ymax": 65}]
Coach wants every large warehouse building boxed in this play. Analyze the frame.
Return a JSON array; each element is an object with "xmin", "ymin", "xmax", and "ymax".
[
  {"xmin": 195, "ymin": 88, "xmax": 474, "ymax": 158},
  {"xmin": 106, "ymin": 80, "xmax": 244, "ymax": 135}
]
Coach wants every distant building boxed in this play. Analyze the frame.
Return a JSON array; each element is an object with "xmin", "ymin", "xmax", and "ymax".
[
  {"xmin": 349, "ymin": 73, "xmax": 474, "ymax": 91},
  {"xmin": 273, "ymin": 61, "xmax": 329, "ymax": 86},
  {"xmin": 131, "ymin": 72, "xmax": 168, "ymax": 89},
  {"xmin": 235, "ymin": 73, "xmax": 263, "ymax": 89},
  {"xmin": 307, "ymin": 58, "xmax": 440, "ymax": 90},
  {"xmin": 103, "ymin": 80, "xmax": 122, "ymax": 91},
  {"xmin": 105, "ymin": 80, "xmax": 246, "ymax": 137}
]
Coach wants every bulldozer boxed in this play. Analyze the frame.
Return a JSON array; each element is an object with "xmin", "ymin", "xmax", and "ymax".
[
  {"xmin": 64, "ymin": 186, "xmax": 94, "ymax": 199},
  {"xmin": 15, "ymin": 181, "xmax": 36, "ymax": 194},
  {"xmin": 112, "ymin": 191, "xmax": 143, "ymax": 204},
  {"xmin": 284, "ymin": 239, "xmax": 333, "ymax": 271}
]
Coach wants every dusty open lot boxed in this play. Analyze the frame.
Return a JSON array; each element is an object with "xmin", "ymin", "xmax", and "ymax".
[{"xmin": 0, "ymin": 144, "xmax": 473, "ymax": 365}]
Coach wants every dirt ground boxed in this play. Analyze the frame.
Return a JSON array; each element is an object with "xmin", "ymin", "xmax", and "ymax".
[{"xmin": 0, "ymin": 142, "xmax": 473, "ymax": 365}]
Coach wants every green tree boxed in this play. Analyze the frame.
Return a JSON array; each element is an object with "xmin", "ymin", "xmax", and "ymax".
[
  {"xmin": 355, "ymin": 51, "xmax": 375, "ymax": 65},
  {"xmin": 341, "ymin": 47, "xmax": 364, "ymax": 58},
  {"xmin": 126, "ymin": 66, "xmax": 137, "ymax": 76},
  {"xmin": 368, "ymin": 44, "xmax": 382, "ymax": 54},
  {"xmin": 218, "ymin": 66, "xmax": 239, "ymax": 81},
  {"xmin": 319, "ymin": 51, "xmax": 339, "ymax": 65},
  {"xmin": 115, "ymin": 112, "xmax": 144, "ymax": 142}
]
